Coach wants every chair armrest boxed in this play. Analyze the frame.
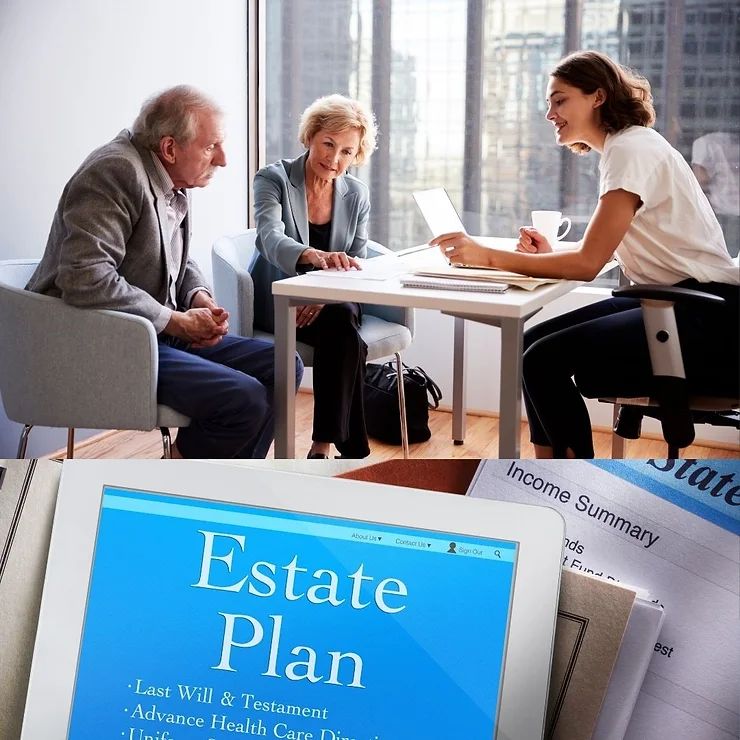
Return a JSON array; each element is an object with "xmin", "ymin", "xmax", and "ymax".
[
  {"xmin": 613, "ymin": 282, "xmax": 726, "ymax": 379},
  {"xmin": 0, "ymin": 289, "xmax": 159, "ymax": 430},
  {"xmin": 212, "ymin": 244, "xmax": 255, "ymax": 337},
  {"xmin": 609, "ymin": 284, "xmax": 731, "ymax": 450},
  {"xmin": 613, "ymin": 284, "xmax": 725, "ymax": 306},
  {"xmin": 613, "ymin": 283, "xmax": 700, "ymax": 447},
  {"xmin": 363, "ymin": 240, "xmax": 414, "ymax": 335}
]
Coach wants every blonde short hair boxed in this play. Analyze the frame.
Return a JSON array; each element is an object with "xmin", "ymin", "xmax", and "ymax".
[{"xmin": 298, "ymin": 94, "xmax": 377, "ymax": 167}]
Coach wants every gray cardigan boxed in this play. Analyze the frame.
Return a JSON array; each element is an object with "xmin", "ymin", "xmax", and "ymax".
[
  {"xmin": 251, "ymin": 151, "xmax": 370, "ymax": 333},
  {"xmin": 26, "ymin": 130, "xmax": 208, "ymax": 330}
]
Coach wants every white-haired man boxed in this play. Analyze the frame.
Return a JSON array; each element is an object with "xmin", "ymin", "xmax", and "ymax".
[{"xmin": 28, "ymin": 85, "xmax": 303, "ymax": 458}]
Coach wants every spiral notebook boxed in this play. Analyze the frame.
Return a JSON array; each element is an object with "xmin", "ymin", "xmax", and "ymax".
[{"xmin": 400, "ymin": 275, "xmax": 509, "ymax": 293}]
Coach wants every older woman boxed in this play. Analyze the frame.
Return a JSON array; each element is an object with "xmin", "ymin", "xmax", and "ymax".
[{"xmin": 251, "ymin": 94, "xmax": 378, "ymax": 459}]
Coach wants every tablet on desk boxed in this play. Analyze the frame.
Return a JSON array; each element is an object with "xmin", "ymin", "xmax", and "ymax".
[
  {"xmin": 412, "ymin": 187, "xmax": 466, "ymax": 240},
  {"xmin": 412, "ymin": 188, "xmax": 517, "ymax": 272},
  {"xmin": 21, "ymin": 460, "xmax": 564, "ymax": 740}
]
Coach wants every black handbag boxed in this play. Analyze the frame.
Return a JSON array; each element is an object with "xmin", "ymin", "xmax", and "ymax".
[{"xmin": 363, "ymin": 362, "xmax": 442, "ymax": 445}]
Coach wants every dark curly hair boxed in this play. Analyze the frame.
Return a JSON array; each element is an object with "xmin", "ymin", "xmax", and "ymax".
[{"xmin": 551, "ymin": 51, "xmax": 656, "ymax": 155}]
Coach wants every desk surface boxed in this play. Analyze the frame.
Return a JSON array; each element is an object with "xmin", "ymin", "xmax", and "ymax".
[{"xmin": 272, "ymin": 240, "xmax": 583, "ymax": 320}]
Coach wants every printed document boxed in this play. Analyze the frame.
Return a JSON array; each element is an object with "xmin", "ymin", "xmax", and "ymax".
[
  {"xmin": 302, "ymin": 254, "xmax": 410, "ymax": 281},
  {"xmin": 468, "ymin": 459, "xmax": 739, "ymax": 740}
]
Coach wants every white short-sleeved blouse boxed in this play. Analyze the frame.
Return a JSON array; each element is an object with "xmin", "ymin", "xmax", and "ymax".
[{"xmin": 599, "ymin": 126, "xmax": 739, "ymax": 286}]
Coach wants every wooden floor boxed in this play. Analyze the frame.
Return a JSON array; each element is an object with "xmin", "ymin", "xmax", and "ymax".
[{"xmin": 48, "ymin": 391, "xmax": 739, "ymax": 460}]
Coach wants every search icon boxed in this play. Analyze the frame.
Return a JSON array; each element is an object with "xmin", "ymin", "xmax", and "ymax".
[{"xmin": 494, "ymin": 550, "xmax": 501, "ymax": 559}]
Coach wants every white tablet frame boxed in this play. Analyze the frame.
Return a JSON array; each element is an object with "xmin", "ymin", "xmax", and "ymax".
[
  {"xmin": 412, "ymin": 187, "xmax": 466, "ymax": 238},
  {"xmin": 21, "ymin": 460, "xmax": 564, "ymax": 740}
]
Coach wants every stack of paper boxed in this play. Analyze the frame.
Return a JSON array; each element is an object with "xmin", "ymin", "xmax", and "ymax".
[
  {"xmin": 412, "ymin": 264, "xmax": 559, "ymax": 290},
  {"xmin": 467, "ymin": 459, "xmax": 738, "ymax": 740},
  {"xmin": 594, "ymin": 595, "xmax": 665, "ymax": 740},
  {"xmin": 546, "ymin": 570, "xmax": 636, "ymax": 740}
]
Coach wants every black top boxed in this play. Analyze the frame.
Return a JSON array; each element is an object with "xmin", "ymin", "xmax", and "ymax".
[{"xmin": 308, "ymin": 220, "xmax": 332, "ymax": 252}]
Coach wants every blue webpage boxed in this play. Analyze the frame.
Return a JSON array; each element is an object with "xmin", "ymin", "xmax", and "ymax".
[{"xmin": 68, "ymin": 488, "xmax": 519, "ymax": 740}]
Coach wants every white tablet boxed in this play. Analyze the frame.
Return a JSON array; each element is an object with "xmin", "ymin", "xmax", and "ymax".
[
  {"xmin": 412, "ymin": 187, "xmax": 466, "ymax": 238},
  {"xmin": 20, "ymin": 460, "xmax": 564, "ymax": 740}
]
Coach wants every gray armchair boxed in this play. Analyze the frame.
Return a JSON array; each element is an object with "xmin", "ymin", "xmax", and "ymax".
[
  {"xmin": 212, "ymin": 230, "xmax": 415, "ymax": 455},
  {"xmin": 0, "ymin": 260, "xmax": 190, "ymax": 459}
]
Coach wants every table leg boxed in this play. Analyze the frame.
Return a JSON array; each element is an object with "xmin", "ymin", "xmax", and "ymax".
[
  {"xmin": 611, "ymin": 403, "xmax": 626, "ymax": 458},
  {"xmin": 274, "ymin": 295, "xmax": 297, "ymax": 459},
  {"xmin": 499, "ymin": 317, "xmax": 524, "ymax": 459},
  {"xmin": 452, "ymin": 316, "xmax": 467, "ymax": 444}
]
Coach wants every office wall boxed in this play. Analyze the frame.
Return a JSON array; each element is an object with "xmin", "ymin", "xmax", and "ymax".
[{"xmin": 0, "ymin": 0, "xmax": 249, "ymax": 457}]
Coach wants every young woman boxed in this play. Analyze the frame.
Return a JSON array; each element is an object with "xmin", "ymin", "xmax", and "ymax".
[{"xmin": 431, "ymin": 50, "xmax": 739, "ymax": 458}]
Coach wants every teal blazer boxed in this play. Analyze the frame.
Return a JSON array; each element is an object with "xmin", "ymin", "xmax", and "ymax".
[{"xmin": 251, "ymin": 151, "xmax": 370, "ymax": 333}]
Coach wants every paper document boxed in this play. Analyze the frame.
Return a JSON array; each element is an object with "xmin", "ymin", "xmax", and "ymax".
[
  {"xmin": 413, "ymin": 265, "xmax": 559, "ymax": 291},
  {"xmin": 453, "ymin": 266, "xmax": 550, "ymax": 280},
  {"xmin": 468, "ymin": 459, "xmax": 739, "ymax": 740},
  {"xmin": 594, "ymin": 596, "xmax": 665, "ymax": 740},
  {"xmin": 302, "ymin": 254, "xmax": 410, "ymax": 281},
  {"xmin": 548, "ymin": 570, "xmax": 636, "ymax": 740}
]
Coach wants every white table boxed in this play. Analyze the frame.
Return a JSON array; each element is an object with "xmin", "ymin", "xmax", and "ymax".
[{"xmin": 272, "ymin": 241, "xmax": 586, "ymax": 459}]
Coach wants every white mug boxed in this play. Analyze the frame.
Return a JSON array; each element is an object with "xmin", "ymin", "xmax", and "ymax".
[{"xmin": 531, "ymin": 210, "xmax": 572, "ymax": 246}]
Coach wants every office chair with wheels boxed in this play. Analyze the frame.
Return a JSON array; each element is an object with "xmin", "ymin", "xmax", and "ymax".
[
  {"xmin": 212, "ymin": 230, "xmax": 415, "ymax": 457},
  {"xmin": 0, "ymin": 260, "xmax": 190, "ymax": 458},
  {"xmin": 592, "ymin": 284, "xmax": 739, "ymax": 458}
]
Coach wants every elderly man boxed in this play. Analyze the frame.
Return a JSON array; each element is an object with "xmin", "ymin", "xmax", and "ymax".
[{"xmin": 27, "ymin": 85, "xmax": 303, "ymax": 458}]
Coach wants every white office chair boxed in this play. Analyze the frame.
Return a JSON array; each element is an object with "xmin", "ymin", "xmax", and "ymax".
[
  {"xmin": 212, "ymin": 230, "xmax": 415, "ymax": 456},
  {"xmin": 0, "ymin": 259, "xmax": 190, "ymax": 458}
]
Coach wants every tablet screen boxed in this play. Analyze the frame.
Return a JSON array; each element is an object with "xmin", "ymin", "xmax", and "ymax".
[
  {"xmin": 412, "ymin": 188, "xmax": 466, "ymax": 238},
  {"xmin": 67, "ymin": 486, "xmax": 519, "ymax": 739}
]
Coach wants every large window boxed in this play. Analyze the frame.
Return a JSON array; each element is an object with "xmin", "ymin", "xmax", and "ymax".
[{"xmin": 264, "ymin": 0, "xmax": 740, "ymax": 278}]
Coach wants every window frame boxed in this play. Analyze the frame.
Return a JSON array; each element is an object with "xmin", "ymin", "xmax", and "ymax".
[
  {"xmin": 247, "ymin": 0, "xmax": 266, "ymax": 228},
  {"xmin": 249, "ymin": 0, "xmax": 738, "ymax": 282}
]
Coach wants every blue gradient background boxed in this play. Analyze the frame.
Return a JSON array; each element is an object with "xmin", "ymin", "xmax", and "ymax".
[{"xmin": 68, "ymin": 488, "xmax": 518, "ymax": 739}]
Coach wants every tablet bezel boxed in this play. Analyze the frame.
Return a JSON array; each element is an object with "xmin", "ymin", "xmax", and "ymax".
[{"xmin": 20, "ymin": 460, "xmax": 564, "ymax": 740}]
